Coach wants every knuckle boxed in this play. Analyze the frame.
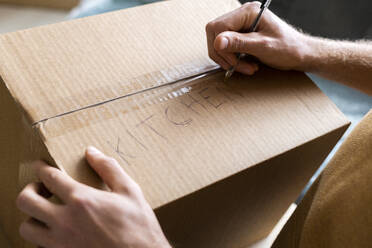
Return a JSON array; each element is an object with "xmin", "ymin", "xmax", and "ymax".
[
  {"xmin": 260, "ymin": 37, "xmax": 273, "ymax": 49},
  {"xmin": 231, "ymin": 35, "xmax": 244, "ymax": 51},
  {"xmin": 19, "ymin": 222, "xmax": 29, "ymax": 238},
  {"xmin": 46, "ymin": 169, "xmax": 59, "ymax": 182},
  {"xmin": 245, "ymin": 1, "xmax": 261, "ymax": 9},
  {"xmin": 40, "ymin": 167, "xmax": 60, "ymax": 184},
  {"xmin": 69, "ymin": 191, "xmax": 92, "ymax": 210},
  {"xmin": 16, "ymin": 193, "xmax": 25, "ymax": 208},
  {"xmin": 124, "ymin": 180, "xmax": 143, "ymax": 198},
  {"xmin": 244, "ymin": 1, "xmax": 261, "ymax": 15},
  {"xmin": 205, "ymin": 21, "xmax": 215, "ymax": 33},
  {"xmin": 68, "ymin": 191, "xmax": 79, "ymax": 203},
  {"xmin": 16, "ymin": 190, "xmax": 30, "ymax": 209}
]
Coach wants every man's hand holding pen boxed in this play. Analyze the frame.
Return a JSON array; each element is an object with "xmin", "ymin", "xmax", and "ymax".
[{"xmin": 206, "ymin": 1, "xmax": 313, "ymax": 76}]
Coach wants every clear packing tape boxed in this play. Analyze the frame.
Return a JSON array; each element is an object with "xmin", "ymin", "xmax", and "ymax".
[
  {"xmin": 34, "ymin": 63, "xmax": 240, "ymax": 139},
  {"xmin": 33, "ymin": 61, "xmax": 221, "ymax": 126}
]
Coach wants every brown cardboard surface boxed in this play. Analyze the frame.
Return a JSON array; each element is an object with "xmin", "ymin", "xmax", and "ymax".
[
  {"xmin": 155, "ymin": 121, "xmax": 347, "ymax": 247},
  {"xmin": 0, "ymin": 0, "xmax": 79, "ymax": 9},
  {"xmin": 246, "ymin": 204, "xmax": 297, "ymax": 248},
  {"xmin": 37, "ymin": 68, "xmax": 348, "ymax": 209},
  {"xmin": 0, "ymin": 76, "xmax": 55, "ymax": 248},
  {"xmin": 0, "ymin": 0, "xmax": 350, "ymax": 247},
  {"xmin": 0, "ymin": 225, "xmax": 11, "ymax": 248},
  {"xmin": 0, "ymin": 0, "xmax": 239, "ymax": 124}
]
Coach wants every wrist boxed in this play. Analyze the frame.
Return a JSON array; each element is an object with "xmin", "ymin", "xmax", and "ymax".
[{"xmin": 297, "ymin": 34, "xmax": 328, "ymax": 73}]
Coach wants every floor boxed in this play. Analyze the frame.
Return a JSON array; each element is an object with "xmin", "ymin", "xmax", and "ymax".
[{"xmin": 0, "ymin": 1, "xmax": 371, "ymax": 247}]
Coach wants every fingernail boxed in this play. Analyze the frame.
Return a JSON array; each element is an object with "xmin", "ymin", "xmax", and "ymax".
[
  {"xmin": 219, "ymin": 37, "xmax": 229, "ymax": 50},
  {"xmin": 87, "ymin": 146, "xmax": 102, "ymax": 155}
]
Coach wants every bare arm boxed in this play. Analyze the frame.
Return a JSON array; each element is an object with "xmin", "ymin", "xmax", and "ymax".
[
  {"xmin": 206, "ymin": 1, "xmax": 372, "ymax": 95},
  {"xmin": 303, "ymin": 38, "xmax": 372, "ymax": 95}
]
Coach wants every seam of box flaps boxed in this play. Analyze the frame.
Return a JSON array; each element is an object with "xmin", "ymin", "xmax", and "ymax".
[{"xmin": 31, "ymin": 66, "xmax": 221, "ymax": 127}]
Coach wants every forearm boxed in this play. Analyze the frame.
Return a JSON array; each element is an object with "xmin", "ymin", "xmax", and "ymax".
[{"xmin": 302, "ymin": 37, "xmax": 372, "ymax": 95}]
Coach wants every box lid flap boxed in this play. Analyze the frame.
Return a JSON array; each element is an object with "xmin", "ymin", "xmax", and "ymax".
[{"xmin": 0, "ymin": 0, "xmax": 240, "ymax": 124}]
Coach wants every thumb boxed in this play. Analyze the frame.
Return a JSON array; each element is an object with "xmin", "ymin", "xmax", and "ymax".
[
  {"xmin": 214, "ymin": 31, "xmax": 260, "ymax": 54},
  {"xmin": 85, "ymin": 146, "xmax": 135, "ymax": 193}
]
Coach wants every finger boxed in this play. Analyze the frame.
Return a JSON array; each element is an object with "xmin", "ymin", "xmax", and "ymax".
[
  {"xmin": 86, "ymin": 146, "xmax": 135, "ymax": 193},
  {"xmin": 235, "ymin": 61, "xmax": 259, "ymax": 75},
  {"xmin": 215, "ymin": 31, "xmax": 262, "ymax": 55},
  {"xmin": 217, "ymin": 50, "xmax": 239, "ymax": 67},
  {"xmin": 17, "ymin": 182, "xmax": 57, "ymax": 224},
  {"xmin": 212, "ymin": 2, "xmax": 262, "ymax": 32},
  {"xmin": 209, "ymin": 51, "xmax": 231, "ymax": 70},
  {"xmin": 19, "ymin": 218, "xmax": 53, "ymax": 248},
  {"xmin": 216, "ymin": 51, "xmax": 259, "ymax": 73},
  {"xmin": 206, "ymin": 24, "xmax": 231, "ymax": 69},
  {"xmin": 32, "ymin": 161, "xmax": 82, "ymax": 202}
]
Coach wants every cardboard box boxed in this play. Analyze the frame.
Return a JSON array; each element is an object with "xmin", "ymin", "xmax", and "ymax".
[
  {"xmin": 0, "ymin": 0, "xmax": 349, "ymax": 247},
  {"xmin": 0, "ymin": 226, "xmax": 10, "ymax": 248},
  {"xmin": 0, "ymin": 0, "xmax": 79, "ymax": 9}
]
